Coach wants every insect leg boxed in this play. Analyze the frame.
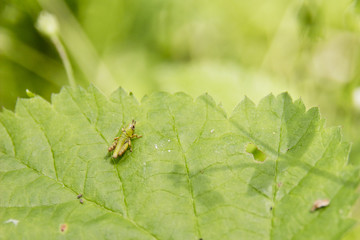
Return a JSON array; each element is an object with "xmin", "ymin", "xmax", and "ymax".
[
  {"xmin": 108, "ymin": 141, "xmax": 117, "ymax": 152},
  {"xmin": 131, "ymin": 134, "xmax": 142, "ymax": 139},
  {"xmin": 128, "ymin": 139, "xmax": 132, "ymax": 152}
]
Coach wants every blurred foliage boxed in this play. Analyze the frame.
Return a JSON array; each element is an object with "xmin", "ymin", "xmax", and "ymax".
[{"xmin": 1, "ymin": 0, "xmax": 360, "ymax": 236}]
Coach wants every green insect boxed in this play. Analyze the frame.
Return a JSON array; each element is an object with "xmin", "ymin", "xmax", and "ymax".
[{"xmin": 108, "ymin": 120, "xmax": 142, "ymax": 158}]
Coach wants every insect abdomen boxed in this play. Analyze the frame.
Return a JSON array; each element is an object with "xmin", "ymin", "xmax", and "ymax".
[{"xmin": 113, "ymin": 141, "xmax": 129, "ymax": 158}]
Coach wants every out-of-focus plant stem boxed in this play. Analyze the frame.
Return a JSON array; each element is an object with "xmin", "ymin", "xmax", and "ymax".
[
  {"xmin": 49, "ymin": 34, "xmax": 76, "ymax": 88},
  {"xmin": 36, "ymin": 11, "xmax": 75, "ymax": 88}
]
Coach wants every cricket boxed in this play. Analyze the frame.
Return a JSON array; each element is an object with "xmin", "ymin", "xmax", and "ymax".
[{"xmin": 108, "ymin": 120, "xmax": 142, "ymax": 158}]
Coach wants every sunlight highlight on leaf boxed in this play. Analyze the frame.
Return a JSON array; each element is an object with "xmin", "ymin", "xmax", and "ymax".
[{"xmin": 0, "ymin": 86, "xmax": 358, "ymax": 239}]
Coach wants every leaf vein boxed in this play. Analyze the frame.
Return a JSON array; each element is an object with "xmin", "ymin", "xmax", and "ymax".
[
  {"xmin": 270, "ymin": 98, "xmax": 285, "ymax": 240},
  {"xmin": 0, "ymin": 119, "xmax": 16, "ymax": 156},
  {"xmin": 167, "ymin": 104, "xmax": 202, "ymax": 238},
  {"xmin": 23, "ymin": 104, "xmax": 59, "ymax": 181},
  {"xmin": 7, "ymin": 153, "xmax": 158, "ymax": 239}
]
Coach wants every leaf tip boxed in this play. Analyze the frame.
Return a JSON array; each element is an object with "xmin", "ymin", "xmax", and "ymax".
[
  {"xmin": 110, "ymin": 86, "xmax": 127, "ymax": 98},
  {"xmin": 197, "ymin": 92, "xmax": 216, "ymax": 107},
  {"xmin": 277, "ymin": 91, "xmax": 292, "ymax": 101},
  {"xmin": 231, "ymin": 95, "xmax": 255, "ymax": 115}
]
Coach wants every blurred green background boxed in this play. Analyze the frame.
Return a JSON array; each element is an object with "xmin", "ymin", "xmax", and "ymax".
[{"xmin": 1, "ymin": 0, "xmax": 360, "ymax": 237}]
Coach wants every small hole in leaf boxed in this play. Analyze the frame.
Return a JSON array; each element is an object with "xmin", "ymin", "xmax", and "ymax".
[{"xmin": 246, "ymin": 143, "xmax": 266, "ymax": 162}]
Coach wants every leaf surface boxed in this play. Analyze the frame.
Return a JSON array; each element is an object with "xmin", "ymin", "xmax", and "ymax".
[{"xmin": 0, "ymin": 86, "xmax": 358, "ymax": 239}]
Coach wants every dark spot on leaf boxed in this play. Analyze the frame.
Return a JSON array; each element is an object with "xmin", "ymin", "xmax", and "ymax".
[
  {"xmin": 270, "ymin": 206, "xmax": 273, "ymax": 211},
  {"xmin": 246, "ymin": 143, "xmax": 266, "ymax": 162},
  {"xmin": 60, "ymin": 223, "xmax": 67, "ymax": 233},
  {"xmin": 77, "ymin": 194, "xmax": 82, "ymax": 199}
]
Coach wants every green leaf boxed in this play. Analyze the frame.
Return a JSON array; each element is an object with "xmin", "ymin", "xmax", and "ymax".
[{"xmin": 0, "ymin": 86, "xmax": 358, "ymax": 239}]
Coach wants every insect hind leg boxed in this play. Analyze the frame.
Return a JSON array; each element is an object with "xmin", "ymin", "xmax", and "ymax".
[{"xmin": 108, "ymin": 140, "xmax": 118, "ymax": 151}]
